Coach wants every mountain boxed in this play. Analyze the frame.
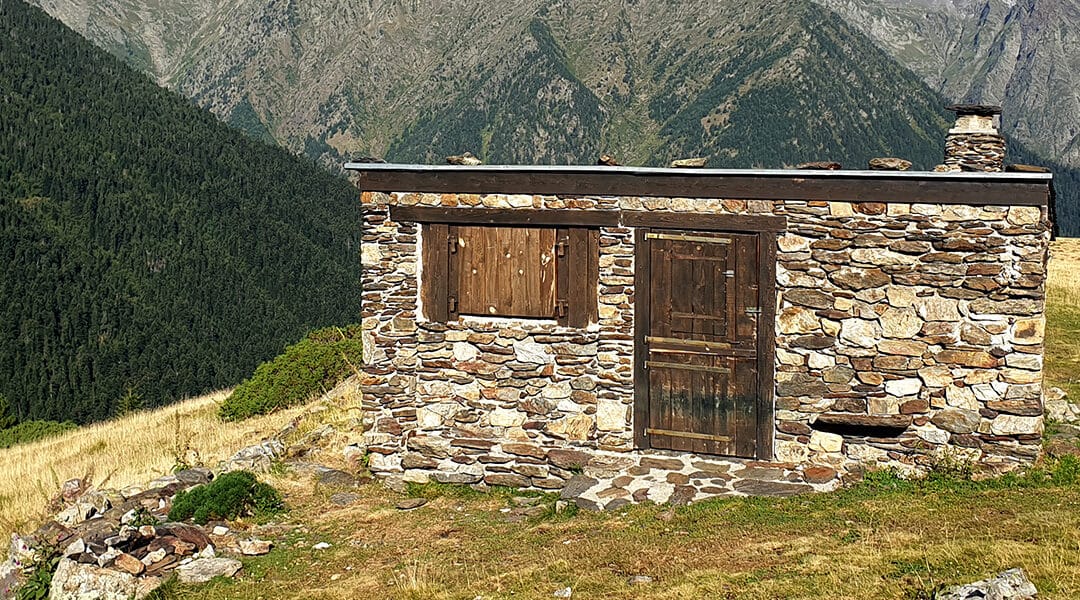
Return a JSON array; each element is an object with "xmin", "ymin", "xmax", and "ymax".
[
  {"xmin": 815, "ymin": 0, "xmax": 1080, "ymax": 174},
  {"xmin": 0, "ymin": 0, "xmax": 361, "ymax": 423}
]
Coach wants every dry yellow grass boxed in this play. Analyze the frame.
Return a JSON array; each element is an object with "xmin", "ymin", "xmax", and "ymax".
[
  {"xmin": 0, "ymin": 391, "xmax": 304, "ymax": 542},
  {"xmin": 1049, "ymin": 237, "xmax": 1080, "ymax": 303},
  {"xmin": 1048, "ymin": 238, "xmax": 1080, "ymax": 397}
]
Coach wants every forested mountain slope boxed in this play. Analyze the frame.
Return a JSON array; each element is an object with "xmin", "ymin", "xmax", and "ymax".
[{"xmin": 0, "ymin": 0, "xmax": 360, "ymax": 423}]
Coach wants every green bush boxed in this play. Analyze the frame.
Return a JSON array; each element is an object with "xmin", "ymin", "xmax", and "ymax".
[
  {"xmin": 218, "ymin": 325, "xmax": 363, "ymax": 421},
  {"xmin": 0, "ymin": 420, "xmax": 77, "ymax": 449},
  {"xmin": 168, "ymin": 471, "xmax": 284, "ymax": 524}
]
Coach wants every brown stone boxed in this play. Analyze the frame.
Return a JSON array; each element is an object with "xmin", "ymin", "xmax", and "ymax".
[
  {"xmin": 640, "ymin": 456, "xmax": 685, "ymax": 470},
  {"xmin": 485, "ymin": 473, "xmax": 531, "ymax": 488},
  {"xmin": 830, "ymin": 268, "xmax": 890, "ymax": 290},
  {"xmin": 546, "ymin": 449, "xmax": 592, "ymax": 470},
  {"xmin": 790, "ymin": 335, "xmax": 836, "ymax": 349},
  {"xmin": 934, "ymin": 350, "xmax": 999, "ymax": 368},
  {"xmin": 501, "ymin": 443, "xmax": 546, "ymax": 459},
  {"xmin": 803, "ymin": 466, "xmax": 838, "ymax": 484},
  {"xmin": 900, "ymin": 399, "xmax": 930, "ymax": 414},
  {"xmin": 666, "ymin": 472, "xmax": 691, "ymax": 485},
  {"xmin": 114, "ymin": 553, "xmax": 145, "ymax": 576},
  {"xmin": 986, "ymin": 400, "xmax": 1042, "ymax": 417},
  {"xmin": 732, "ymin": 479, "xmax": 813, "ymax": 497},
  {"xmin": 785, "ymin": 289, "xmax": 834, "ymax": 310},
  {"xmin": 878, "ymin": 340, "xmax": 928, "ymax": 357},
  {"xmin": 931, "ymin": 409, "xmax": 981, "ymax": 434},
  {"xmin": 777, "ymin": 421, "xmax": 812, "ymax": 436}
]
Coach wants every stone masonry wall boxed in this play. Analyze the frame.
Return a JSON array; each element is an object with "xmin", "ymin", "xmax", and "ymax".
[{"xmin": 360, "ymin": 190, "xmax": 1051, "ymax": 496}]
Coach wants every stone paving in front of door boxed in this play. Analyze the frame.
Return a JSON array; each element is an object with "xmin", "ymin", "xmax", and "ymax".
[{"xmin": 554, "ymin": 451, "xmax": 845, "ymax": 511}]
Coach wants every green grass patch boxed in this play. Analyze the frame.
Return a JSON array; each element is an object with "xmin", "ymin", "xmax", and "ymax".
[
  {"xmin": 218, "ymin": 325, "xmax": 362, "ymax": 421},
  {"xmin": 0, "ymin": 420, "xmax": 77, "ymax": 450},
  {"xmin": 168, "ymin": 471, "xmax": 284, "ymax": 525}
]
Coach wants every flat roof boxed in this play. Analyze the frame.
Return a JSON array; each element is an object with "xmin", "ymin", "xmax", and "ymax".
[{"xmin": 345, "ymin": 163, "xmax": 1053, "ymax": 206}]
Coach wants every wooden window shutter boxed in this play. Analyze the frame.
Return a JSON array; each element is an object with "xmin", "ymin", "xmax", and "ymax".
[
  {"xmin": 420, "ymin": 223, "xmax": 449, "ymax": 322},
  {"xmin": 555, "ymin": 227, "xmax": 599, "ymax": 327}
]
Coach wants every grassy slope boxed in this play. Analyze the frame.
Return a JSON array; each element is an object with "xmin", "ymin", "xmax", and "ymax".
[{"xmin": 0, "ymin": 239, "xmax": 1076, "ymax": 598}]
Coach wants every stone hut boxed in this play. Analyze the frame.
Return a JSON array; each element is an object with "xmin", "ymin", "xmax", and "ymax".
[{"xmin": 348, "ymin": 108, "xmax": 1054, "ymax": 505}]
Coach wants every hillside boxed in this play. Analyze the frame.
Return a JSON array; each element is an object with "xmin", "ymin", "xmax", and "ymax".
[
  {"xmin": 0, "ymin": 0, "xmax": 360, "ymax": 424},
  {"xmin": 816, "ymin": 0, "xmax": 1080, "ymax": 173}
]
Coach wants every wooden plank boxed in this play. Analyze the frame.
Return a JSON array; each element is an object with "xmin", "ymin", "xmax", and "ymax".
[
  {"xmin": 628, "ymin": 212, "xmax": 788, "ymax": 233},
  {"xmin": 420, "ymin": 223, "xmax": 449, "ymax": 322},
  {"xmin": 587, "ymin": 228, "xmax": 599, "ymax": 324},
  {"xmin": 556, "ymin": 228, "xmax": 569, "ymax": 326},
  {"xmin": 447, "ymin": 225, "xmax": 460, "ymax": 320},
  {"xmin": 566, "ymin": 228, "xmax": 591, "ymax": 327},
  {"xmin": 632, "ymin": 228, "xmax": 651, "ymax": 450},
  {"xmin": 454, "ymin": 226, "xmax": 555, "ymax": 318},
  {"xmin": 734, "ymin": 357, "xmax": 758, "ymax": 458},
  {"xmin": 644, "ymin": 428, "xmax": 732, "ymax": 443},
  {"xmin": 755, "ymin": 232, "xmax": 778, "ymax": 460},
  {"xmin": 362, "ymin": 169, "xmax": 1052, "ymax": 206},
  {"xmin": 390, "ymin": 206, "xmax": 620, "ymax": 226}
]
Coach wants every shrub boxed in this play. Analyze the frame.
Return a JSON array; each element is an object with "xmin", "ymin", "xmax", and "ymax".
[
  {"xmin": 168, "ymin": 471, "xmax": 284, "ymax": 524},
  {"xmin": 218, "ymin": 325, "xmax": 363, "ymax": 421},
  {"xmin": 0, "ymin": 420, "xmax": 77, "ymax": 449}
]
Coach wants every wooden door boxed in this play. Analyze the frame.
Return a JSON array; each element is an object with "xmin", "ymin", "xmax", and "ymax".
[{"xmin": 635, "ymin": 229, "xmax": 766, "ymax": 458}]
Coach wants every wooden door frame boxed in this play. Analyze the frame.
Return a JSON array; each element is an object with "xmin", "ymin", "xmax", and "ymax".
[{"xmin": 632, "ymin": 222, "xmax": 778, "ymax": 461}]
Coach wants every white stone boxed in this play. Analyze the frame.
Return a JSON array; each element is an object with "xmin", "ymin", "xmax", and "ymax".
[
  {"xmin": 945, "ymin": 385, "xmax": 979, "ymax": 410},
  {"xmin": 416, "ymin": 402, "xmax": 459, "ymax": 428},
  {"xmin": 879, "ymin": 307, "xmax": 923, "ymax": 338},
  {"xmin": 851, "ymin": 248, "xmax": 917, "ymax": 266},
  {"xmin": 777, "ymin": 349, "xmax": 806, "ymax": 366},
  {"xmin": 489, "ymin": 408, "xmax": 527, "ymax": 427},
  {"xmin": 506, "ymin": 194, "xmax": 534, "ymax": 208},
  {"xmin": 50, "ymin": 559, "xmax": 162, "ymax": 600},
  {"xmin": 916, "ymin": 296, "xmax": 960, "ymax": 322},
  {"xmin": 452, "ymin": 342, "xmax": 479, "ymax": 362},
  {"xmin": 595, "ymin": 399, "xmax": 626, "ymax": 431},
  {"xmin": 846, "ymin": 444, "xmax": 888, "ymax": 462},
  {"xmin": 645, "ymin": 482, "xmax": 676, "ymax": 503},
  {"xmin": 212, "ymin": 526, "xmax": 229, "ymax": 536},
  {"xmin": 829, "ymin": 202, "xmax": 854, "ymax": 217},
  {"xmin": 914, "ymin": 425, "xmax": 950, "ymax": 445},
  {"xmin": 368, "ymin": 453, "xmax": 402, "ymax": 473},
  {"xmin": 885, "ymin": 378, "xmax": 922, "ymax": 397},
  {"xmin": 1007, "ymin": 206, "xmax": 1041, "ymax": 225},
  {"xmin": 971, "ymin": 383, "xmax": 1002, "ymax": 402},
  {"xmin": 541, "ymin": 381, "xmax": 573, "ymax": 399},
  {"xmin": 775, "ymin": 440, "xmax": 809, "ymax": 463},
  {"xmin": 808, "ymin": 430, "xmax": 844, "ymax": 453},
  {"xmin": 807, "ymin": 352, "xmax": 835, "ymax": 369},
  {"xmin": 990, "ymin": 415, "xmax": 1043, "ymax": 436},
  {"xmin": 941, "ymin": 205, "xmax": 983, "ymax": 221},
  {"xmin": 919, "ymin": 366, "xmax": 954, "ymax": 388},
  {"xmin": 513, "ymin": 339, "xmax": 552, "ymax": 364},
  {"xmin": 360, "ymin": 244, "xmax": 382, "ymax": 266},
  {"xmin": 839, "ymin": 319, "xmax": 882, "ymax": 349},
  {"xmin": 1005, "ymin": 353, "xmax": 1042, "ymax": 370}
]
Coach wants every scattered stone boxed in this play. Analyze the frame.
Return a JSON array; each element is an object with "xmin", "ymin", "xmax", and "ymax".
[
  {"xmin": 238, "ymin": 539, "xmax": 273, "ymax": 556},
  {"xmin": 224, "ymin": 440, "xmax": 284, "ymax": 473},
  {"xmin": 446, "ymin": 152, "xmax": 482, "ymax": 166},
  {"xmin": 312, "ymin": 542, "xmax": 331, "ymax": 550},
  {"xmin": 318, "ymin": 469, "xmax": 361, "ymax": 488},
  {"xmin": 669, "ymin": 157, "xmax": 707, "ymax": 168},
  {"xmin": 395, "ymin": 498, "xmax": 428, "ymax": 510},
  {"xmin": 655, "ymin": 509, "xmax": 675, "ymax": 522},
  {"xmin": 559, "ymin": 475, "xmax": 598, "ymax": 500},
  {"xmin": 627, "ymin": 575, "xmax": 654, "ymax": 585},
  {"xmin": 211, "ymin": 526, "xmax": 229, "ymax": 537},
  {"xmin": 553, "ymin": 586, "xmax": 573, "ymax": 597},
  {"xmin": 936, "ymin": 568, "xmax": 1037, "ymax": 600},
  {"xmin": 49, "ymin": 559, "xmax": 161, "ymax": 600},
  {"xmin": 802, "ymin": 466, "xmax": 838, "ymax": 484},
  {"xmin": 174, "ymin": 558, "xmax": 243, "ymax": 584},
  {"xmin": 330, "ymin": 492, "xmax": 362, "ymax": 506},
  {"xmin": 868, "ymin": 157, "xmax": 912, "ymax": 171},
  {"xmin": 113, "ymin": 553, "xmax": 145, "ymax": 576}
]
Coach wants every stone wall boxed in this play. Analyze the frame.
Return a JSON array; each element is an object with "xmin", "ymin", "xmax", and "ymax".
[{"xmin": 360, "ymin": 190, "xmax": 1051, "ymax": 493}]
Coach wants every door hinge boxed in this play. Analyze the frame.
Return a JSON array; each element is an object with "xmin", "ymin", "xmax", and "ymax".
[
  {"xmin": 745, "ymin": 306, "xmax": 762, "ymax": 316},
  {"xmin": 449, "ymin": 296, "xmax": 458, "ymax": 313},
  {"xmin": 555, "ymin": 299, "xmax": 568, "ymax": 318},
  {"xmin": 448, "ymin": 236, "xmax": 457, "ymax": 254},
  {"xmin": 723, "ymin": 270, "xmax": 735, "ymax": 278},
  {"xmin": 555, "ymin": 240, "xmax": 568, "ymax": 257}
]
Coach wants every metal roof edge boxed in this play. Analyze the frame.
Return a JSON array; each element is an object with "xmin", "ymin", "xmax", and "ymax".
[{"xmin": 343, "ymin": 162, "xmax": 1054, "ymax": 182}]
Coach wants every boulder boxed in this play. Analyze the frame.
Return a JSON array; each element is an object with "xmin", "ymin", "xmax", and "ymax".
[
  {"xmin": 49, "ymin": 559, "xmax": 161, "ymax": 600},
  {"xmin": 175, "ymin": 558, "xmax": 242, "ymax": 584},
  {"xmin": 936, "ymin": 568, "xmax": 1037, "ymax": 600},
  {"xmin": 224, "ymin": 440, "xmax": 285, "ymax": 473}
]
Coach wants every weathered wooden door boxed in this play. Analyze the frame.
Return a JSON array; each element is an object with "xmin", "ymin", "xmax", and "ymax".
[{"xmin": 634, "ymin": 229, "xmax": 768, "ymax": 458}]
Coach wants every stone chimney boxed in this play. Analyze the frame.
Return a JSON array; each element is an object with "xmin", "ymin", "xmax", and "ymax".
[{"xmin": 943, "ymin": 104, "xmax": 1005, "ymax": 172}]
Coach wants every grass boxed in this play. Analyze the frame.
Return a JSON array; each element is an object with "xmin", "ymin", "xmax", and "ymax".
[
  {"xmin": 1047, "ymin": 238, "xmax": 1080, "ymax": 399},
  {"xmin": 0, "ymin": 391, "xmax": 304, "ymax": 541},
  {"xmin": 143, "ymin": 461, "xmax": 1080, "ymax": 599}
]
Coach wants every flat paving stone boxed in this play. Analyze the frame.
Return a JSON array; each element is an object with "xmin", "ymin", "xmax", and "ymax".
[
  {"xmin": 560, "ymin": 475, "xmax": 599, "ymax": 499},
  {"xmin": 732, "ymin": 479, "xmax": 813, "ymax": 497}
]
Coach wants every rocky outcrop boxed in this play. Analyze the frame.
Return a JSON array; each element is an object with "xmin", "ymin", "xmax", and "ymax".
[{"xmin": 937, "ymin": 568, "xmax": 1038, "ymax": 600}]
